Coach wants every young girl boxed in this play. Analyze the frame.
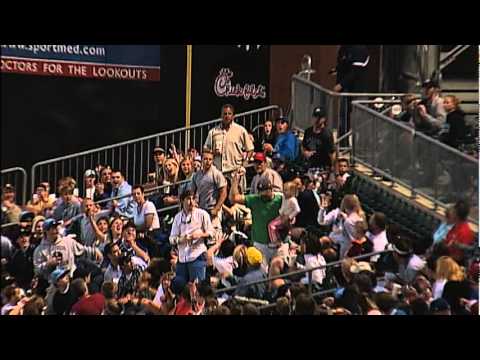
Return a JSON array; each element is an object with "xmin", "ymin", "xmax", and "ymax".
[{"xmin": 268, "ymin": 182, "xmax": 301, "ymax": 248}]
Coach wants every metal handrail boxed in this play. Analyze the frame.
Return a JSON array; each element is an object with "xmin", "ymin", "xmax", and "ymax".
[
  {"xmin": 31, "ymin": 105, "xmax": 280, "ymax": 194},
  {"xmin": 440, "ymin": 45, "xmax": 471, "ymax": 71},
  {"xmin": 214, "ymin": 249, "xmax": 391, "ymax": 295},
  {"xmin": 1, "ymin": 167, "xmax": 28, "ymax": 205}
]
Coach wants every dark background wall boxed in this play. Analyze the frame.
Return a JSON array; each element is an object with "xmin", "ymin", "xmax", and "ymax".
[{"xmin": 1, "ymin": 45, "xmax": 186, "ymax": 171}]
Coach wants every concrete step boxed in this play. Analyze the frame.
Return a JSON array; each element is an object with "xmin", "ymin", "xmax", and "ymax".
[{"xmin": 441, "ymin": 78, "xmax": 478, "ymax": 91}]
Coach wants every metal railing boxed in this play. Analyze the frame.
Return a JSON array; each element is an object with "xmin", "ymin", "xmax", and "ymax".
[
  {"xmin": 1, "ymin": 167, "xmax": 28, "ymax": 205},
  {"xmin": 439, "ymin": 45, "xmax": 472, "ymax": 72},
  {"xmin": 351, "ymin": 101, "xmax": 479, "ymax": 224},
  {"xmin": 214, "ymin": 249, "xmax": 390, "ymax": 296},
  {"xmin": 31, "ymin": 106, "xmax": 280, "ymax": 197},
  {"xmin": 290, "ymin": 75, "xmax": 410, "ymax": 141}
]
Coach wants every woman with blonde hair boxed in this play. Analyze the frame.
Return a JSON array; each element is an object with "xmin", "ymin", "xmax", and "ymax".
[
  {"xmin": 432, "ymin": 256, "xmax": 465, "ymax": 300},
  {"xmin": 162, "ymin": 158, "xmax": 180, "ymax": 206},
  {"xmin": 318, "ymin": 194, "xmax": 365, "ymax": 259}
]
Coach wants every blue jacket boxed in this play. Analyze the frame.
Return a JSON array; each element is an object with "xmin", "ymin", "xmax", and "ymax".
[
  {"xmin": 274, "ymin": 131, "xmax": 299, "ymax": 161},
  {"xmin": 110, "ymin": 181, "xmax": 133, "ymax": 217}
]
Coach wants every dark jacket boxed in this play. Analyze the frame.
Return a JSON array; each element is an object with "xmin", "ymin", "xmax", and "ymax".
[
  {"xmin": 336, "ymin": 45, "xmax": 369, "ymax": 92},
  {"xmin": 444, "ymin": 109, "xmax": 467, "ymax": 149},
  {"xmin": 8, "ymin": 245, "xmax": 35, "ymax": 290},
  {"xmin": 234, "ymin": 267, "xmax": 267, "ymax": 299},
  {"xmin": 296, "ymin": 190, "xmax": 320, "ymax": 228}
]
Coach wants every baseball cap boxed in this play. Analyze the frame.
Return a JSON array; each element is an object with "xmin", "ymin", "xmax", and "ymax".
[
  {"xmin": 246, "ymin": 247, "xmax": 263, "ymax": 267},
  {"xmin": 43, "ymin": 218, "xmax": 62, "ymax": 231},
  {"xmin": 253, "ymin": 152, "xmax": 267, "ymax": 163},
  {"xmin": 50, "ymin": 267, "xmax": 70, "ymax": 285},
  {"xmin": 391, "ymin": 104, "xmax": 403, "ymax": 116},
  {"xmin": 272, "ymin": 153, "xmax": 286, "ymax": 163},
  {"xmin": 84, "ymin": 169, "xmax": 96, "ymax": 178},
  {"xmin": 275, "ymin": 116, "xmax": 289, "ymax": 125},
  {"xmin": 312, "ymin": 107, "xmax": 326, "ymax": 118},
  {"xmin": 257, "ymin": 178, "xmax": 273, "ymax": 192},
  {"xmin": 20, "ymin": 211, "xmax": 35, "ymax": 223},
  {"xmin": 153, "ymin": 146, "xmax": 165, "ymax": 154},
  {"xmin": 429, "ymin": 298, "xmax": 450, "ymax": 314},
  {"xmin": 2, "ymin": 184, "xmax": 15, "ymax": 192},
  {"xmin": 422, "ymin": 79, "xmax": 439, "ymax": 89}
]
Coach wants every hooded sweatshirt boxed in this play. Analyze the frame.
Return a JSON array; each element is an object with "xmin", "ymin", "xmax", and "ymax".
[{"xmin": 33, "ymin": 234, "xmax": 97, "ymax": 280}]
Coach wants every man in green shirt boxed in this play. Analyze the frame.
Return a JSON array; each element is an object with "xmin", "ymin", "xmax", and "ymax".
[{"xmin": 230, "ymin": 173, "xmax": 282, "ymax": 266}]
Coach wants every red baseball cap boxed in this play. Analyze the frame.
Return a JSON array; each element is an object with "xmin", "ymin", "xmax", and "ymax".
[{"xmin": 253, "ymin": 152, "xmax": 266, "ymax": 162}]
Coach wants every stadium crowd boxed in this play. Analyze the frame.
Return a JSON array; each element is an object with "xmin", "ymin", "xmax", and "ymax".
[{"xmin": 1, "ymin": 99, "xmax": 478, "ymax": 316}]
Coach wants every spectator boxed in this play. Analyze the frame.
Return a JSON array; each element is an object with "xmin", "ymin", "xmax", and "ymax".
[
  {"xmin": 21, "ymin": 295, "xmax": 47, "ymax": 316},
  {"xmin": 116, "ymin": 253, "xmax": 144, "ymax": 298},
  {"xmin": 294, "ymin": 293, "xmax": 316, "ymax": 315},
  {"xmin": 295, "ymin": 176, "xmax": 321, "ymax": 229},
  {"xmin": 7, "ymin": 229, "xmax": 35, "ymax": 290},
  {"xmin": 152, "ymin": 146, "xmax": 166, "ymax": 187},
  {"xmin": 299, "ymin": 231, "xmax": 327, "ymax": 287},
  {"xmin": 108, "ymin": 215, "xmax": 124, "ymax": 244},
  {"xmin": 99, "ymin": 166, "xmax": 113, "ymax": 198},
  {"xmin": 93, "ymin": 181, "xmax": 109, "ymax": 209},
  {"xmin": 204, "ymin": 104, "xmax": 254, "ymax": 178},
  {"xmin": 51, "ymin": 267, "xmax": 77, "ymax": 315},
  {"xmin": 70, "ymin": 278, "xmax": 105, "ymax": 315},
  {"xmin": 387, "ymin": 237, "xmax": 426, "ymax": 285},
  {"xmin": 268, "ymin": 182, "xmax": 300, "ymax": 247},
  {"xmin": 432, "ymin": 205, "xmax": 455, "ymax": 245},
  {"xmin": 249, "ymin": 152, "xmax": 283, "ymax": 194},
  {"xmin": 429, "ymin": 298, "xmax": 451, "ymax": 315},
  {"xmin": 110, "ymin": 170, "xmax": 132, "ymax": 217},
  {"xmin": 118, "ymin": 221, "xmax": 150, "ymax": 265},
  {"xmin": 52, "ymin": 186, "xmax": 82, "ymax": 228},
  {"xmin": 89, "ymin": 216, "xmax": 110, "ymax": 252},
  {"xmin": 178, "ymin": 157, "xmax": 194, "ymax": 197},
  {"xmin": 441, "ymin": 95, "xmax": 468, "ymax": 149},
  {"xmin": 367, "ymin": 212, "xmax": 389, "ymax": 263},
  {"xmin": 332, "ymin": 45, "xmax": 370, "ymax": 93},
  {"xmin": 191, "ymin": 149, "xmax": 227, "ymax": 243},
  {"xmin": 25, "ymin": 183, "xmax": 55, "ymax": 216},
  {"xmin": 302, "ymin": 107, "xmax": 335, "ymax": 171},
  {"xmin": 255, "ymin": 119, "xmax": 277, "ymax": 156},
  {"xmin": 231, "ymin": 175, "xmax": 282, "ymax": 266},
  {"xmin": 415, "ymin": 80, "xmax": 446, "ymax": 136},
  {"xmin": 70, "ymin": 198, "xmax": 111, "ymax": 246},
  {"xmin": 346, "ymin": 220, "xmax": 373, "ymax": 258},
  {"xmin": 440, "ymin": 261, "xmax": 471, "ymax": 315},
  {"xmin": 432, "ymin": 256, "xmax": 461, "ymax": 300},
  {"xmin": 169, "ymin": 190, "xmax": 214, "ymax": 283},
  {"xmin": 318, "ymin": 194, "xmax": 365, "ymax": 258},
  {"xmin": 207, "ymin": 236, "xmax": 236, "ymax": 279},
  {"xmin": 33, "ymin": 218, "xmax": 102, "ymax": 283},
  {"xmin": 103, "ymin": 241, "xmax": 146, "ymax": 286},
  {"xmin": 30, "ymin": 215, "xmax": 46, "ymax": 247},
  {"xmin": 131, "ymin": 185, "xmax": 160, "ymax": 237},
  {"xmin": 83, "ymin": 169, "xmax": 97, "ymax": 200},
  {"xmin": 273, "ymin": 117, "xmax": 299, "ymax": 162},
  {"xmin": 2, "ymin": 184, "xmax": 22, "ymax": 224},
  {"xmin": 234, "ymin": 247, "xmax": 267, "ymax": 299},
  {"xmin": 1, "ymin": 285, "xmax": 24, "ymax": 315},
  {"xmin": 444, "ymin": 200, "xmax": 475, "ymax": 265},
  {"xmin": 161, "ymin": 158, "xmax": 181, "ymax": 207}
]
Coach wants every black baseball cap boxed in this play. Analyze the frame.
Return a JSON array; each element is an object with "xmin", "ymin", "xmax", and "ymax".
[
  {"xmin": 275, "ymin": 116, "xmax": 289, "ymax": 125},
  {"xmin": 313, "ymin": 107, "xmax": 326, "ymax": 118}
]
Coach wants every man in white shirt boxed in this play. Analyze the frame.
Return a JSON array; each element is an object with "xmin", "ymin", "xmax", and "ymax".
[
  {"xmin": 366, "ymin": 212, "xmax": 389, "ymax": 262},
  {"xmin": 103, "ymin": 242, "xmax": 146, "ymax": 286},
  {"xmin": 169, "ymin": 190, "xmax": 214, "ymax": 283}
]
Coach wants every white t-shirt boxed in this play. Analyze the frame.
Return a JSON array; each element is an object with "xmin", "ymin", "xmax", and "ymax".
[
  {"xmin": 432, "ymin": 279, "xmax": 447, "ymax": 300},
  {"xmin": 367, "ymin": 230, "xmax": 388, "ymax": 262},
  {"xmin": 153, "ymin": 285, "xmax": 166, "ymax": 306},
  {"xmin": 133, "ymin": 201, "xmax": 160, "ymax": 231},
  {"xmin": 279, "ymin": 196, "xmax": 301, "ymax": 221},
  {"xmin": 213, "ymin": 256, "xmax": 235, "ymax": 275},
  {"xmin": 301, "ymin": 253, "xmax": 327, "ymax": 285}
]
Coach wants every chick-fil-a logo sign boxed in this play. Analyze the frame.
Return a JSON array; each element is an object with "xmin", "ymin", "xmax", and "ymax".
[{"xmin": 214, "ymin": 68, "xmax": 266, "ymax": 101}]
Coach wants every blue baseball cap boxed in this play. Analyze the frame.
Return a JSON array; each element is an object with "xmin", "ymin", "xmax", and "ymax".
[
  {"xmin": 50, "ymin": 267, "xmax": 70, "ymax": 285},
  {"xmin": 43, "ymin": 218, "xmax": 62, "ymax": 231}
]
